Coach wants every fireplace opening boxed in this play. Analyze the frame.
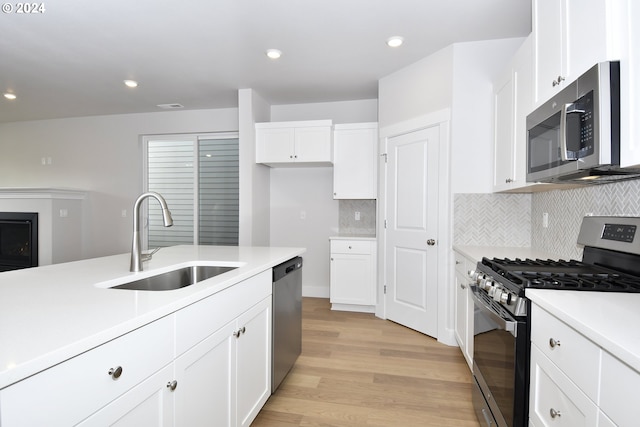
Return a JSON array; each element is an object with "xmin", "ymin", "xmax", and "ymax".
[{"xmin": 0, "ymin": 212, "xmax": 38, "ymax": 272}]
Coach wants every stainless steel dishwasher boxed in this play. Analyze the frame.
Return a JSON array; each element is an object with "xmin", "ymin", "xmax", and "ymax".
[{"xmin": 271, "ymin": 256, "xmax": 303, "ymax": 392}]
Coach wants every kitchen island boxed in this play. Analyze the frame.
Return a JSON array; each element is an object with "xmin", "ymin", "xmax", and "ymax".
[{"xmin": 0, "ymin": 245, "xmax": 305, "ymax": 426}]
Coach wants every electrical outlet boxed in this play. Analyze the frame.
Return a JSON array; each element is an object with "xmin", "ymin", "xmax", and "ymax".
[
  {"xmin": 542, "ymin": 212, "xmax": 549, "ymax": 228},
  {"xmin": 300, "ymin": 210, "xmax": 306, "ymax": 220},
  {"xmin": 59, "ymin": 209, "xmax": 68, "ymax": 218},
  {"xmin": 355, "ymin": 211, "xmax": 361, "ymax": 221}
]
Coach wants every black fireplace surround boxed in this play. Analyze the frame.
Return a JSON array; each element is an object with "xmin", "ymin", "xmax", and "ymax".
[{"xmin": 0, "ymin": 212, "xmax": 38, "ymax": 272}]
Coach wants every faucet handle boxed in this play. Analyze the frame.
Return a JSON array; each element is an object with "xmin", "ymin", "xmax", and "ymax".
[{"xmin": 140, "ymin": 247, "xmax": 161, "ymax": 262}]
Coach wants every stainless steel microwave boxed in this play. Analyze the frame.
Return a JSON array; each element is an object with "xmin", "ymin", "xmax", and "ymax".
[{"xmin": 526, "ymin": 61, "xmax": 640, "ymax": 184}]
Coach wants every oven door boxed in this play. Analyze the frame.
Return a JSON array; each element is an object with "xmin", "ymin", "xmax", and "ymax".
[{"xmin": 471, "ymin": 285, "xmax": 529, "ymax": 427}]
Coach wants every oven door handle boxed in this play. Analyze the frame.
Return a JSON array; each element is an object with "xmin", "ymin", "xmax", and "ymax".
[{"xmin": 470, "ymin": 287, "xmax": 518, "ymax": 337}]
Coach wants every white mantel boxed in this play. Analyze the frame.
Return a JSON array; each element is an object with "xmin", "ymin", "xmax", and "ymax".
[{"xmin": 0, "ymin": 188, "xmax": 86, "ymax": 265}]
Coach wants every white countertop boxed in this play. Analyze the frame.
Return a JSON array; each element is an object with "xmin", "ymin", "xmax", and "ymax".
[
  {"xmin": 527, "ymin": 289, "xmax": 640, "ymax": 373},
  {"xmin": 0, "ymin": 245, "xmax": 305, "ymax": 389}
]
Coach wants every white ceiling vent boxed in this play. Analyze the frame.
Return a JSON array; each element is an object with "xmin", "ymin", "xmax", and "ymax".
[{"xmin": 156, "ymin": 103, "xmax": 184, "ymax": 109}]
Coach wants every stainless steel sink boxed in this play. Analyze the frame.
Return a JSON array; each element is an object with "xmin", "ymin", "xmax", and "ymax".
[{"xmin": 110, "ymin": 265, "xmax": 237, "ymax": 291}]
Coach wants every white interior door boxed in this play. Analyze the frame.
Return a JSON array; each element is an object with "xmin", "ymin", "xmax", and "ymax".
[{"xmin": 384, "ymin": 126, "xmax": 439, "ymax": 338}]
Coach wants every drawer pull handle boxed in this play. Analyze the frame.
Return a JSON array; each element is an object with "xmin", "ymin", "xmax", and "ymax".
[
  {"xmin": 233, "ymin": 326, "xmax": 246, "ymax": 338},
  {"xmin": 108, "ymin": 366, "xmax": 123, "ymax": 379},
  {"xmin": 550, "ymin": 408, "xmax": 561, "ymax": 419},
  {"xmin": 460, "ymin": 283, "xmax": 466, "ymax": 290},
  {"xmin": 167, "ymin": 380, "xmax": 178, "ymax": 391},
  {"xmin": 549, "ymin": 338, "xmax": 561, "ymax": 348}
]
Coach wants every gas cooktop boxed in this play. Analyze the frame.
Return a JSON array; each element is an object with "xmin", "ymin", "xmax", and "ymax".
[{"xmin": 479, "ymin": 256, "xmax": 640, "ymax": 293}]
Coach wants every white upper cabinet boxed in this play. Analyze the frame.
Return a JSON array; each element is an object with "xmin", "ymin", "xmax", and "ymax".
[
  {"xmin": 255, "ymin": 120, "xmax": 333, "ymax": 167},
  {"xmin": 533, "ymin": 0, "xmax": 620, "ymax": 106},
  {"xmin": 333, "ymin": 123, "xmax": 378, "ymax": 199},
  {"xmin": 493, "ymin": 37, "xmax": 537, "ymax": 192}
]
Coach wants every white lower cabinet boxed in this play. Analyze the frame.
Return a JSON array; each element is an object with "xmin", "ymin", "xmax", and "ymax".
[
  {"xmin": 0, "ymin": 270, "xmax": 273, "ymax": 427},
  {"xmin": 174, "ymin": 296, "xmax": 271, "ymax": 427},
  {"xmin": 329, "ymin": 238, "xmax": 376, "ymax": 312},
  {"xmin": 530, "ymin": 302, "xmax": 640, "ymax": 427},
  {"xmin": 453, "ymin": 251, "xmax": 474, "ymax": 369},
  {"xmin": 78, "ymin": 364, "xmax": 175, "ymax": 427}
]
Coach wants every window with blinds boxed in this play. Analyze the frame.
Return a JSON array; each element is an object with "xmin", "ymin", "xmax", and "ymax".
[{"xmin": 145, "ymin": 133, "xmax": 239, "ymax": 248}]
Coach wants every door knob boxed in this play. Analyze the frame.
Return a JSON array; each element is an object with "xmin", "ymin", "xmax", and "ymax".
[{"xmin": 427, "ymin": 239, "xmax": 436, "ymax": 246}]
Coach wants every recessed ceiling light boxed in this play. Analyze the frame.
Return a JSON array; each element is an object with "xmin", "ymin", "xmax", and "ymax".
[
  {"xmin": 266, "ymin": 49, "xmax": 282, "ymax": 59},
  {"xmin": 386, "ymin": 36, "xmax": 404, "ymax": 48},
  {"xmin": 123, "ymin": 80, "xmax": 138, "ymax": 88},
  {"xmin": 4, "ymin": 93, "xmax": 17, "ymax": 100}
]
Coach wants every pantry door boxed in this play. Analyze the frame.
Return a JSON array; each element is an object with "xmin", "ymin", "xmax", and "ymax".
[{"xmin": 384, "ymin": 125, "xmax": 440, "ymax": 338}]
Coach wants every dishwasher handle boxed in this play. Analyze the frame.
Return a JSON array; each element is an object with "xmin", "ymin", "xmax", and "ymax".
[{"xmin": 273, "ymin": 257, "xmax": 303, "ymax": 282}]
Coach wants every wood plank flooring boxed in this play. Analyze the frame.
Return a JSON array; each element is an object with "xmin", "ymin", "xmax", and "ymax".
[{"xmin": 252, "ymin": 298, "xmax": 481, "ymax": 427}]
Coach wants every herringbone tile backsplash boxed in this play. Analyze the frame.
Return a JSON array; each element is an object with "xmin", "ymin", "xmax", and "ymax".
[
  {"xmin": 454, "ymin": 179, "xmax": 640, "ymax": 259},
  {"xmin": 454, "ymin": 193, "xmax": 532, "ymax": 247}
]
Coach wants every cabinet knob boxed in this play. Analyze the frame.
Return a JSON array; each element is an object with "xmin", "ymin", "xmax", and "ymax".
[
  {"xmin": 108, "ymin": 366, "xmax": 123, "ymax": 380},
  {"xmin": 233, "ymin": 326, "xmax": 246, "ymax": 338},
  {"xmin": 549, "ymin": 408, "xmax": 561, "ymax": 419},
  {"xmin": 549, "ymin": 337, "xmax": 561, "ymax": 348},
  {"xmin": 505, "ymin": 178, "xmax": 513, "ymax": 183},
  {"xmin": 552, "ymin": 75, "xmax": 565, "ymax": 87},
  {"xmin": 427, "ymin": 239, "xmax": 436, "ymax": 246},
  {"xmin": 460, "ymin": 283, "xmax": 466, "ymax": 290},
  {"xmin": 167, "ymin": 380, "xmax": 178, "ymax": 391}
]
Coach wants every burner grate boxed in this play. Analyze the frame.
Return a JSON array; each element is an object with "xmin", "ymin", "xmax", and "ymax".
[{"xmin": 480, "ymin": 256, "xmax": 640, "ymax": 293}]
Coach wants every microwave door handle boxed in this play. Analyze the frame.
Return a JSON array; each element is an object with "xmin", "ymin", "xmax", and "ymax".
[
  {"xmin": 470, "ymin": 286, "xmax": 517, "ymax": 337},
  {"xmin": 560, "ymin": 103, "xmax": 586, "ymax": 161},
  {"xmin": 559, "ymin": 103, "xmax": 570, "ymax": 161}
]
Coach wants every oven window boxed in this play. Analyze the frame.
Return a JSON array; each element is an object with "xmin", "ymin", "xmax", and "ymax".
[{"xmin": 474, "ymin": 313, "xmax": 516, "ymax": 425}]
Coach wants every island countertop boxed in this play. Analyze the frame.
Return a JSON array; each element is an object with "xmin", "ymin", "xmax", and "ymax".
[{"xmin": 0, "ymin": 245, "xmax": 305, "ymax": 389}]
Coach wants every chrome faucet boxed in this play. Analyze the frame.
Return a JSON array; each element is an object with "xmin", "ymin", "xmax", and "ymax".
[{"xmin": 130, "ymin": 192, "xmax": 173, "ymax": 272}]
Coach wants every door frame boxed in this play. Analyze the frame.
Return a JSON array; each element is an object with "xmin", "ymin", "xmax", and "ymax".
[{"xmin": 376, "ymin": 109, "xmax": 456, "ymax": 346}]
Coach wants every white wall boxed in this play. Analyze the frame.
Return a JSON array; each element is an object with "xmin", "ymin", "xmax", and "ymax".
[
  {"xmin": 238, "ymin": 89, "xmax": 271, "ymax": 246},
  {"xmin": 267, "ymin": 99, "xmax": 378, "ymax": 297},
  {"xmin": 0, "ymin": 108, "xmax": 238, "ymax": 259},
  {"xmin": 271, "ymin": 99, "xmax": 378, "ymax": 123},
  {"xmin": 378, "ymin": 46, "xmax": 454, "ymax": 130}
]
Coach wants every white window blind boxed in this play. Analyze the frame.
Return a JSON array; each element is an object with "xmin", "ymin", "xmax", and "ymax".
[{"xmin": 145, "ymin": 134, "xmax": 239, "ymax": 248}]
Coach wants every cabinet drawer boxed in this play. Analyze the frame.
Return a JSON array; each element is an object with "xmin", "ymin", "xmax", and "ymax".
[
  {"xmin": 599, "ymin": 351, "xmax": 640, "ymax": 426},
  {"xmin": 530, "ymin": 304, "xmax": 601, "ymax": 401},
  {"xmin": 330, "ymin": 239, "xmax": 374, "ymax": 254},
  {"xmin": 0, "ymin": 315, "xmax": 174, "ymax": 427},
  {"xmin": 175, "ymin": 269, "xmax": 271, "ymax": 355},
  {"xmin": 529, "ymin": 345, "xmax": 598, "ymax": 427},
  {"xmin": 454, "ymin": 251, "xmax": 473, "ymax": 276}
]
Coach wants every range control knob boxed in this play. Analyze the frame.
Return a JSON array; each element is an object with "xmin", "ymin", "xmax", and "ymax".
[{"xmin": 499, "ymin": 291, "xmax": 512, "ymax": 305}]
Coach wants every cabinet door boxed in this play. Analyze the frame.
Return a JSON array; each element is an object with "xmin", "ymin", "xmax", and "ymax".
[
  {"xmin": 565, "ymin": 0, "xmax": 609, "ymax": 83},
  {"xmin": 330, "ymin": 252, "xmax": 375, "ymax": 305},
  {"xmin": 529, "ymin": 345, "xmax": 598, "ymax": 427},
  {"xmin": 333, "ymin": 125, "xmax": 377, "ymax": 199},
  {"xmin": 235, "ymin": 297, "xmax": 272, "ymax": 427},
  {"xmin": 294, "ymin": 126, "xmax": 332, "ymax": 163},
  {"xmin": 174, "ymin": 321, "xmax": 237, "ymax": 427},
  {"xmin": 533, "ymin": 0, "xmax": 564, "ymax": 104},
  {"xmin": 77, "ymin": 365, "xmax": 174, "ymax": 427},
  {"xmin": 256, "ymin": 127, "xmax": 295, "ymax": 163},
  {"xmin": 493, "ymin": 67, "xmax": 516, "ymax": 191}
]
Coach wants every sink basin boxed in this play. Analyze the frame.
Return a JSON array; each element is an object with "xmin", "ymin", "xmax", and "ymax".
[{"xmin": 110, "ymin": 265, "xmax": 237, "ymax": 291}]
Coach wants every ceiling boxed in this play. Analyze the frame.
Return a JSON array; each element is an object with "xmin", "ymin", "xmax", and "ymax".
[{"xmin": 0, "ymin": 0, "xmax": 531, "ymax": 123}]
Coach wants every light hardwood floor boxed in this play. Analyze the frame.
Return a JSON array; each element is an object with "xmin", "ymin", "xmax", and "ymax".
[{"xmin": 252, "ymin": 298, "xmax": 481, "ymax": 427}]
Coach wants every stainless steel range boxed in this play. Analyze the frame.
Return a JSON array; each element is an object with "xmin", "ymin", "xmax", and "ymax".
[{"xmin": 468, "ymin": 216, "xmax": 640, "ymax": 427}]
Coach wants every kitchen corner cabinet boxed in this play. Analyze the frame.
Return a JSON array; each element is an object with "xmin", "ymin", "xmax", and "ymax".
[
  {"xmin": 532, "ymin": 0, "xmax": 620, "ymax": 106},
  {"xmin": 529, "ymin": 303, "xmax": 640, "ymax": 427},
  {"xmin": 453, "ymin": 250, "xmax": 474, "ymax": 369},
  {"xmin": 493, "ymin": 36, "xmax": 535, "ymax": 193},
  {"xmin": 329, "ymin": 238, "xmax": 376, "ymax": 313},
  {"xmin": 255, "ymin": 120, "xmax": 333, "ymax": 167},
  {"xmin": 333, "ymin": 122, "xmax": 378, "ymax": 199},
  {"xmin": 0, "ymin": 270, "xmax": 272, "ymax": 427}
]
